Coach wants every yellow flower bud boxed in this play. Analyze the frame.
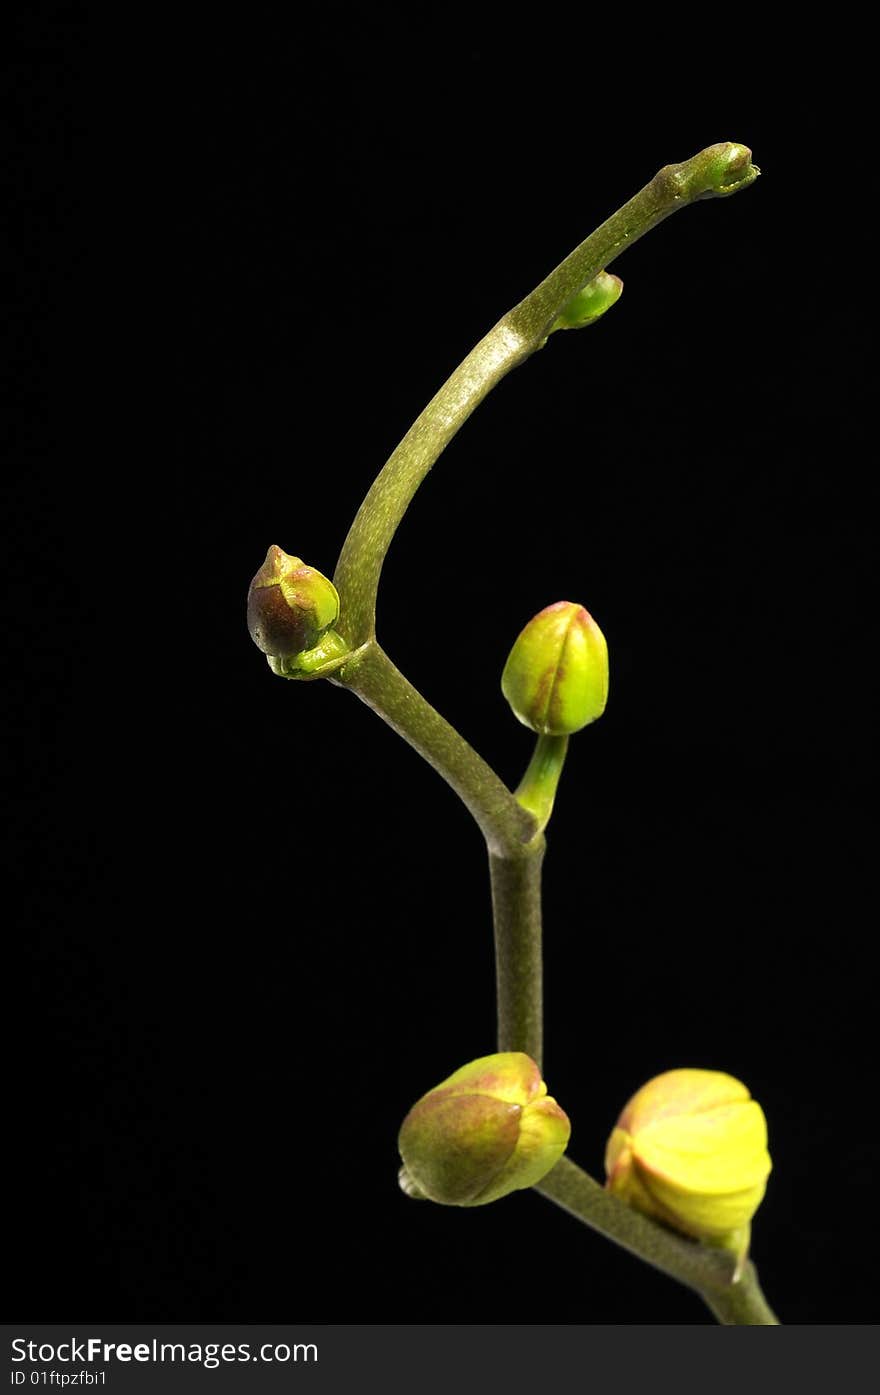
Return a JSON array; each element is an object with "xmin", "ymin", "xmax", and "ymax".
[
  {"xmin": 398, "ymin": 1052, "xmax": 570, "ymax": 1206},
  {"xmin": 501, "ymin": 602, "xmax": 609, "ymax": 735},
  {"xmin": 605, "ymin": 1069, "xmax": 771, "ymax": 1267}
]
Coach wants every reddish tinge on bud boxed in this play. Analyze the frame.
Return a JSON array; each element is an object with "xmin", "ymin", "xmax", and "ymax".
[
  {"xmin": 501, "ymin": 601, "xmax": 609, "ymax": 735},
  {"xmin": 246, "ymin": 545, "xmax": 340, "ymax": 660},
  {"xmin": 398, "ymin": 1052, "xmax": 571, "ymax": 1207}
]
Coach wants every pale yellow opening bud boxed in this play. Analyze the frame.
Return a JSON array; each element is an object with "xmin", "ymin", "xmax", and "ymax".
[{"xmin": 605, "ymin": 1068, "xmax": 772, "ymax": 1265}]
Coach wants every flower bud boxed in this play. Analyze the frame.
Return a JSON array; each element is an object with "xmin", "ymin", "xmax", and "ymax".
[
  {"xmin": 552, "ymin": 271, "xmax": 623, "ymax": 332},
  {"xmin": 501, "ymin": 602, "xmax": 608, "ymax": 735},
  {"xmin": 605, "ymin": 1069, "xmax": 772, "ymax": 1263},
  {"xmin": 247, "ymin": 545, "xmax": 340, "ymax": 660},
  {"xmin": 398, "ymin": 1052, "xmax": 570, "ymax": 1206}
]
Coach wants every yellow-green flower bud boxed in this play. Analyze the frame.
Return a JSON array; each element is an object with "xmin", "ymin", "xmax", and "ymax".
[
  {"xmin": 501, "ymin": 601, "xmax": 608, "ymax": 735},
  {"xmin": 605, "ymin": 1069, "xmax": 772, "ymax": 1266},
  {"xmin": 247, "ymin": 545, "xmax": 340, "ymax": 660},
  {"xmin": 398, "ymin": 1052, "xmax": 570, "ymax": 1206}
]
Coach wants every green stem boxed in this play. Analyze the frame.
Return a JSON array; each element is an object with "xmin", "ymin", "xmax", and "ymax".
[
  {"xmin": 335, "ymin": 641, "xmax": 548, "ymax": 1063},
  {"xmin": 333, "ymin": 143, "xmax": 757, "ymax": 645},
  {"xmin": 702, "ymin": 1265, "xmax": 779, "ymax": 1325},
  {"xmin": 321, "ymin": 143, "xmax": 767, "ymax": 1323},
  {"xmin": 336, "ymin": 639, "xmax": 772, "ymax": 1320},
  {"xmin": 515, "ymin": 734, "xmax": 569, "ymax": 832},
  {"xmin": 489, "ymin": 842, "xmax": 545, "ymax": 1067},
  {"xmin": 536, "ymin": 1158, "xmax": 778, "ymax": 1324},
  {"xmin": 334, "ymin": 641, "xmax": 536, "ymax": 856}
]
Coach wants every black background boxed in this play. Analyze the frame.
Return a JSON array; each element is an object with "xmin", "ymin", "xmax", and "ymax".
[{"xmin": 6, "ymin": 11, "xmax": 874, "ymax": 1324}]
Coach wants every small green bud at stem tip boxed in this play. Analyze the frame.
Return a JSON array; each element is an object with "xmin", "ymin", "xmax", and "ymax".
[{"xmin": 669, "ymin": 142, "xmax": 760, "ymax": 201}]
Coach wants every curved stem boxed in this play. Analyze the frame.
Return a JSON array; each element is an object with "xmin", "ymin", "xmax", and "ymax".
[
  {"xmin": 535, "ymin": 1157, "xmax": 778, "ymax": 1324},
  {"xmin": 332, "ymin": 319, "xmax": 530, "ymax": 646},
  {"xmin": 333, "ymin": 143, "xmax": 758, "ymax": 646}
]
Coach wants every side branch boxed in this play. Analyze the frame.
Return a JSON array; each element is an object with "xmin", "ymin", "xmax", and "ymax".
[{"xmin": 535, "ymin": 1157, "xmax": 778, "ymax": 1324}]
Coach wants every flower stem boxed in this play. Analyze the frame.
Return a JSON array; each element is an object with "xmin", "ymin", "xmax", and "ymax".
[
  {"xmin": 535, "ymin": 1158, "xmax": 779, "ymax": 1324},
  {"xmin": 332, "ymin": 143, "xmax": 758, "ymax": 646},
  {"xmin": 321, "ymin": 143, "xmax": 768, "ymax": 1323},
  {"xmin": 336, "ymin": 640, "xmax": 778, "ymax": 1322},
  {"xmin": 335, "ymin": 641, "xmax": 549, "ymax": 1066},
  {"xmin": 333, "ymin": 641, "xmax": 536, "ymax": 856},
  {"xmin": 701, "ymin": 1264, "xmax": 779, "ymax": 1325},
  {"xmin": 489, "ymin": 842, "xmax": 545, "ymax": 1067}
]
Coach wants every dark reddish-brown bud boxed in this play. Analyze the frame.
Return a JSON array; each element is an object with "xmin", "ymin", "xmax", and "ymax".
[{"xmin": 247, "ymin": 545, "xmax": 340, "ymax": 660}]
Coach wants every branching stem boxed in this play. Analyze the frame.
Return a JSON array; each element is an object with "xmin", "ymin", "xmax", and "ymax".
[
  {"xmin": 318, "ymin": 144, "xmax": 770, "ymax": 1322},
  {"xmin": 536, "ymin": 1158, "xmax": 778, "ymax": 1324}
]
